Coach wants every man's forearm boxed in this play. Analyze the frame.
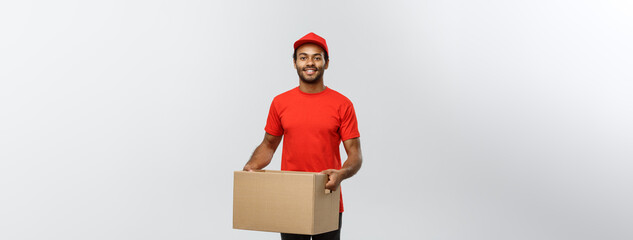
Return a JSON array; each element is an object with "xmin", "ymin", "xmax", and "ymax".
[
  {"xmin": 340, "ymin": 154, "xmax": 362, "ymax": 179},
  {"xmin": 244, "ymin": 133, "xmax": 282, "ymax": 171},
  {"xmin": 244, "ymin": 145, "xmax": 274, "ymax": 170},
  {"xmin": 322, "ymin": 151, "xmax": 362, "ymax": 191},
  {"xmin": 339, "ymin": 137, "xmax": 362, "ymax": 179}
]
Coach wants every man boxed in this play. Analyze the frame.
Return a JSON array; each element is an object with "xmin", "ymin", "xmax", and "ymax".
[{"xmin": 242, "ymin": 32, "xmax": 363, "ymax": 240}]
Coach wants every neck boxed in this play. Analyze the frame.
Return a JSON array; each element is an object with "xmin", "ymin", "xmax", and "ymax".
[{"xmin": 299, "ymin": 79, "xmax": 326, "ymax": 94}]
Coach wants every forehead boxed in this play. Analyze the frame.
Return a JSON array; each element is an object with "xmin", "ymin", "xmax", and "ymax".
[{"xmin": 296, "ymin": 43, "xmax": 325, "ymax": 55}]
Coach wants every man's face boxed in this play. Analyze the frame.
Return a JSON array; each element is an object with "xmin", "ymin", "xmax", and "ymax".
[{"xmin": 294, "ymin": 43, "xmax": 329, "ymax": 83}]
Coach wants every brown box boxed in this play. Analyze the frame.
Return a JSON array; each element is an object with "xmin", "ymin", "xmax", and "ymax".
[{"xmin": 233, "ymin": 170, "xmax": 340, "ymax": 235}]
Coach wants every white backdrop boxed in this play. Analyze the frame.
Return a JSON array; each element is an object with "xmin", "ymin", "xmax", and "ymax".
[{"xmin": 1, "ymin": 1, "xmax": 632, "ymax": 239}]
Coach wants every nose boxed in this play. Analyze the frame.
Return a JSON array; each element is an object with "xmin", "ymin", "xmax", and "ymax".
[{"xmin": 306, "ymin": 58, "xmax": 315, "ymax": 66}]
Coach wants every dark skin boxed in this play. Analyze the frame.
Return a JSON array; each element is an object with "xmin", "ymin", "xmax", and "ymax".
[
  {"xmin": 321, "ymin": 137, "xmax": 362, "ymax": 191},
  {"xmin": 293, "ymin": 43, "xmax": 329, "ymax": 92},
  {"xmin": 243, "ymin": 43, "xmax": 363, "ymax": 191}
]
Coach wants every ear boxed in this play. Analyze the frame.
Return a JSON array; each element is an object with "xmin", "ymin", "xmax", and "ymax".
[
  {"xmin": 324, "ymin": 60, "xmax": 329, "ymax": 70},
  {"xmin": 293, "ymin": 59, "xmax": 297, "ymax": 69}
]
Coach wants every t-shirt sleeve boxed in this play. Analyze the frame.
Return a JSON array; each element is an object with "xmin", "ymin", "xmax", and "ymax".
[
  {"xmin": 264, "ymin": 100, "xmax": 284, "ymax": 136},
  {"xmin": 339, "ymin": 102, "xmax": 360, "ymax": 141}
]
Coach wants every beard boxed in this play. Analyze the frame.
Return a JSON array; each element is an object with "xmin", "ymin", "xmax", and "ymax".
[{"xmin": 296, "ymin": 66, "xmax": 324, "ymax": 84}]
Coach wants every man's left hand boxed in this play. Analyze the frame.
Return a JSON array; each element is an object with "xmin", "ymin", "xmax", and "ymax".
[{"xmin": 320, "ymin": 169, "xmax": 346, "ymax": 191}]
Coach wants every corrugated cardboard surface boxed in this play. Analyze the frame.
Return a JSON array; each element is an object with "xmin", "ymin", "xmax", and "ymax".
[
  {"xmin": 233, "ymin": 170, "xmax": 340, "ymax": 235},
  {"xmin": 311, "ymin": 172, "xmax": 341, "ymax": 234}
]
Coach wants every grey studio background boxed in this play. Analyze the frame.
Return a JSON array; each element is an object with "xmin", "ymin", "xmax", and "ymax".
[{"xmin": 1, "ymin": 0, "xmax": 632, "ymax": 239}]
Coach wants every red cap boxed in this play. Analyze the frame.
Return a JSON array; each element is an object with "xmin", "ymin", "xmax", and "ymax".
[{"xmin": 293, "ymin": 32, "xmax": 328, "ymax": 56}]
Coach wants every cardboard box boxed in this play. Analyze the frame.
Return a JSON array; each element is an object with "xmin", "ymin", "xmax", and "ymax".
[{"xmin": 233, "ymin": 170, "xmax": 340, "ymax": 235}]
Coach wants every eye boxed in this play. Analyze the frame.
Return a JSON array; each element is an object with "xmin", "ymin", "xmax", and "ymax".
[
  {"xmin": 315, "ymin": 57, "xmax": 321, "ymax": 61},
  {"xmin": 300, "ymin": 57, "xmax": 306, "ymax": 60}
]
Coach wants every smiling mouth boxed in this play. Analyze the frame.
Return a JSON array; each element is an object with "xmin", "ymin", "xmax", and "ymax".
[{"xmin": 304, "ymin": 68, "xmax": 317, "ymax": 75}]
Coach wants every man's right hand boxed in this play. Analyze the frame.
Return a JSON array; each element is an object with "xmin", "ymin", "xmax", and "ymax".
[{"xmin": 243, "ymin": 165, "xmax": 255, "ymax": 172}]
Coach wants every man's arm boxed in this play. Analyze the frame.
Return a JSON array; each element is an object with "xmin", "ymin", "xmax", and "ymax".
[
  {"xmin": 243, "ymin": 133, "xmax": 282, "ymax": 171},
  {"xmin": 321, "ymin": 137, "xmax": 363, "ymax": 191}
]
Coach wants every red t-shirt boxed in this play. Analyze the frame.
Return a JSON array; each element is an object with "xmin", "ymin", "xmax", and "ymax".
[{"xmin": 265, "ymin": 87, "xmax": 360, "ymax": 212}]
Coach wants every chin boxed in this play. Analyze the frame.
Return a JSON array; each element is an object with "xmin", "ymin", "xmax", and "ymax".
[
  {"xmin": 299, "ymin": 75, "xmax": 314, "ymax": 82},
  {"xmin": 300, "ymin": 78, "xmax": 317, "ymax": 83}
]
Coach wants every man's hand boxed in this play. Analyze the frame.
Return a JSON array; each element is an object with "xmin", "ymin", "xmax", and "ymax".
[
  {"xmin": 320, "ymin": 138, "xmax": 363, "ymax": 191},
  {"xmin": 242, "ymin": 165, "xmax": 255, "ymax": 172},
  {"xmin": 321, "ymin": 169, "xmax": 347, "ymax": 191}
]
